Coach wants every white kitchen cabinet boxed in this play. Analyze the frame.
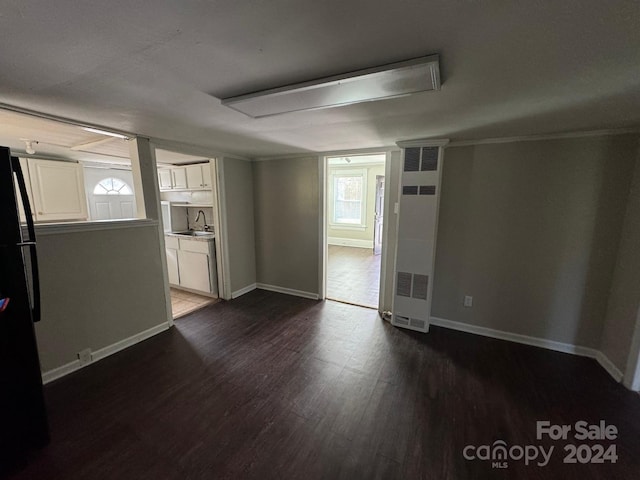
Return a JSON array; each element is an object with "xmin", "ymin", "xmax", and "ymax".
[
  {"xmin": 165, "ymin": 236, "xmax": 180, "ymax": 285},
  {"xmin": 165, "ymin": 235, "xmax": 217, "ymax": 296},
  {"xmin": 16, "ymin": 158, "xmax": 31, "ymax": 223},
  {"xmin": 202, "ymin": 163, "xmax": 212, "ymax": 188},
  {"xmin": 166, "ymin": 247, "xmax": 180, "ymax": 285},
  {"xmin": 157, "ymin": 162, "xmax": 212, "ymax": 191},
  {"xmin": 177, "ymin": 250, "xmax": 211, "ymax": 292},
  {"xmin": 158, "ymin": 169, "xmax": 173, "ymax": 190},
  {"xmin": 172, "ymin": 167, "xmax": 188, "ymax": 189},
  {"xmin": 186, "ymin": 164, "xmax": 205, "ymax": 189},
  {"xmin": 26, "ymin": 158, "xmax": 88, "ymax": 221}
]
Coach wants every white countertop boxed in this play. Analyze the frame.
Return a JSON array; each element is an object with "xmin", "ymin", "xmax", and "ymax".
[{"xmin": 165, "ymin": 231, "xmax": 215, "ymax": 242}]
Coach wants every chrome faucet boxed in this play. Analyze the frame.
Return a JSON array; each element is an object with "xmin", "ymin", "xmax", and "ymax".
[{"xmin": 194, "ymin": 209, "xmax": 210, "ymax": 231}]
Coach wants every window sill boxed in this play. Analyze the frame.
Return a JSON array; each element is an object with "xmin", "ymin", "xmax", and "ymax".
[{"xmin": 329, "ymin": 223, "xmax": 367, "ymax": 231}]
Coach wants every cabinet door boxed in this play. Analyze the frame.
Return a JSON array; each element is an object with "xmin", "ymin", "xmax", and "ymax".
[
  {"xmin": 158, "ymin": 170, "xmax": 173, "ymax": 190},
  {"xmin": 16, "ymin": 159, "xmax": 32, "ymax": 223},
  {"xmin": 166, "ymin": 248, "xmax": 180, "ymax": 285},
  {"xmin": 172, "ymin": 167, "xmax": 187, "ymax": 189},
  {"xmin": 202, "ymin": 163, "xmax": 212, "ymax": 188},
  {"xmin": 177, "ymin": 250, "xmax": 211, "ymax": 292},
  {"xmin": 27, "ymin": 159, "xmax": 88, "ymax": 221},
  {"xmin": 185, "ymin": 165, "xmax": 204, "ymax": 189}
]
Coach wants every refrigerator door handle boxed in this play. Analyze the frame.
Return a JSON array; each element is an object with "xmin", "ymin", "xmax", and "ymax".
[{"xmin": 11, "ymin": 157, "xmax": 41, "ymax": 323}]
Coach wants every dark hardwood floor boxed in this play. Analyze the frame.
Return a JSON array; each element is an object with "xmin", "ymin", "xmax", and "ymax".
[{"xmin": 7, "ymin": 290, "xmax": 640, "ymax": 479}]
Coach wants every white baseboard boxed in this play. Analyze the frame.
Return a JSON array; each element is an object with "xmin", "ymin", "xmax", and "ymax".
[
  {"xmin": 328, "ymin": 237, "xmax": 373, "ymax": 249},
  {"xmin": 42, "ymin": 359, "xmax": 83, "ymax": 384},
  {"xmin": 41, "ymin": 322, "xmax": 171, "ymax": 384},
  {"xmin": 231, "ymin": 283, "xmax": 257, "ymax": 299},
  {"xmin": 92, "ymin": 323, "xmax": 170, "ymax": 362},
  {"xmin": 429, "ymin": 316, "xmax": 599, "ymax": 358},
  {"xmin": 256, "ymin": 283, "xmax": 319, "ymax": 300},
  {"xmin": 596, "ymin": 351, "xmax": 624, "ymax": 382},
  {"xmin": 429, "ymin": 316, "xmax": 630, "ymax": 384}
]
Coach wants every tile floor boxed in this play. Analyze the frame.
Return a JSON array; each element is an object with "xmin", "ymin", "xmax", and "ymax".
[
  {"xmin": 170, "ymin": 288, "xmax": 219, "ymax": 319},
  {"xmin": 327, "ymin": 245, "xmax": 381, "ymax": 308}
]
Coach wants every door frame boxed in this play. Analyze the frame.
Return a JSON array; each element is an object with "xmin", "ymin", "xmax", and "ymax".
[
  {"xmin": 319, "ymin": 149, "xmax": 392, "ymax": 311},
  {"xmin": 373, "ymin": 174, "xmax": 385, "ymax": 255}
]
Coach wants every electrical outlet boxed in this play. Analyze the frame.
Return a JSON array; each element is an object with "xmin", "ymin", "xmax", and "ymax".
[
  {"xmin": 78, "ymin": 348, "xmax": 92, "ymax": 365},
  {"xmin": 464, "ymin": 296, "xmax": 473, "ymax": 308}
]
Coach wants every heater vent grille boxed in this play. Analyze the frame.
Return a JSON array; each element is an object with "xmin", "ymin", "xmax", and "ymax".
[
  {"xmin": 404, "ymin": 148, "xmax": 420, "ymax": 172},
  {"xmin": 403, "ymin": 186, "xmax": 418, "ymax": 195},
  {"xmin": 421, "ymin": 147, "xmax": 439, "ymax": 171},
  {"xmin": 412, "ymin": 274, "xmax": 429, "ymax": 300},
  {"xmin": 410, "ymin": 317, "xmax": 427, "ymax": 329},
  {"xmin": 396, "ymin": 272, "xmax": 412, "ymax": 297},
  {"xmin": 419, "ymin": 185, "xmax": 436, "ymax": 195}
]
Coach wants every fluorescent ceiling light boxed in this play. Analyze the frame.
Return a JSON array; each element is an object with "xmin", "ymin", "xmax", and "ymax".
[
  {"xmin": 82, "ymin": 127, "xmax": 129, "ymax": 139},
  {"xmin": 221, "ymin": 54, "xmax": 441, "ymax": 118}
]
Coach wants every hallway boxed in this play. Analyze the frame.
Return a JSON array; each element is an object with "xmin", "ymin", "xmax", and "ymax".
[{"xmin": 327, "ymin": 245, "xmax": 381, "ymax": 308}]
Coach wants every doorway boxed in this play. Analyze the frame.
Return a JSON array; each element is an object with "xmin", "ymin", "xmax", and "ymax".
[
  {"xmin": 324, "ymin": 153, "xmax": 386, "ymax": 309},
  {"xmin": 84, "ymin": 168, "xmax": 136, "ymax": 220}
]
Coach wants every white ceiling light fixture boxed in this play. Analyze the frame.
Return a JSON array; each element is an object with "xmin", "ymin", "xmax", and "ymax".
[
  {"xmin": 221, "ymin": 54, "xmax": 441, "ymax": 118},
  {"xmin": 82, "ymin": 127, "xmax": 130, "ymax": 140}
]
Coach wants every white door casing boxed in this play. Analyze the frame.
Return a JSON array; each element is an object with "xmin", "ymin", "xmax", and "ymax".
[{"xmin": 373, "ymin": 175, "xmax": 385, "ymax": 255}]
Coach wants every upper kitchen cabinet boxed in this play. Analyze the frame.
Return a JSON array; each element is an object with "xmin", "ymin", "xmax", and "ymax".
[
  {"xmin": 172, "ymin": 167, "xmax": 188, "ymax": 189},
  {"xmin": 26, "ymin": 158, "xmax": 88, "ymax": 222},
  {"xmin": 158, "ymin": 162, "xmax": 212, "ymax": 191},
  {"xmin": 186, "ymin": 163, "xmax": 213, "ymax": 189},
  {"xmin": 186, "ymin": 164, "xmax": 205, "ymax": 189},
  {"xmin": 202, "ymin": 163, "xmax": 212, "ymax": 188},
  {"xmin": 158, "ymin": 169, "xmax": 173, "ymax": 190}
]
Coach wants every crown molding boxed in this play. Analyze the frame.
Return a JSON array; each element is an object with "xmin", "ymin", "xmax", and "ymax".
[
  {"xmin": 396, "ymin": 138, "xmax": 450, "ymax": 148},
  {"xmin": 448, "ymin": 127, "xmax": 640, "ymax": 148}
]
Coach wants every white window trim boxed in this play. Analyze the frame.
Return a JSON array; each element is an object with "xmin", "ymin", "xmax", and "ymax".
[
  {"xmin": 328, "ymin": 168, "xmax": 367, "ymax": 230},
  {"xmin": 92, "ymin": 177, "xmax": 134, "ymax": 195}
]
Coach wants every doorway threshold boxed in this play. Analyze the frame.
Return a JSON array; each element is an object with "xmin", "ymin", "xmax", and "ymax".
[{"xmin": 326, "ymin": 297, "xmax": 378, "ymax": 311}]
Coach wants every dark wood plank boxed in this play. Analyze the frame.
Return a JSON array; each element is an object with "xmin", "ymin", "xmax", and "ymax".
[{"xmin": 6, "ymin": 290, "xmax": 640, "ymax": 479}]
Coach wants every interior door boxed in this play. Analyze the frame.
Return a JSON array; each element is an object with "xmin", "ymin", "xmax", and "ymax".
[
  {"xmin": 373, "ymin": 175, "xmax": 385, "ymax": 255},
  {"xmin": 88, "ymin": 195, "xmax": 135, "ymax": 220}
]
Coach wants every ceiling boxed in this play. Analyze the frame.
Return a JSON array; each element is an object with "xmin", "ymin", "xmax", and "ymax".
[
  {"xmin": 1, "ymin": 1, "xmax": 639, "ymax": 158},
  {"xmin": 0, "ymin": 109, "xmax": 209, "ymax": 165}
]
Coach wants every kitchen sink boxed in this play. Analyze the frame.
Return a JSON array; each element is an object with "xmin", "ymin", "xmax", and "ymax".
[{"xmin": 172, "ymin": 230, "xmax": 214, "ymax": 237}]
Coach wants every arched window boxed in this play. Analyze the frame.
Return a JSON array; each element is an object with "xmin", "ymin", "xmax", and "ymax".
[{"xmin": 93, "ymin": 177, "xmax": 133, "ymax": 195}]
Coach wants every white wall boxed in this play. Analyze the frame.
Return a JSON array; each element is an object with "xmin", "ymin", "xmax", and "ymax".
[
  {"xmin": 433, "ymin": 135, "xmax": 638, "ymax": 349},
  {"xmin": 34, "ymin": 222, "xmax": 170, "ymax": 377},
  {"xmin": 220, "ymin": 157, "xmax": 257, "ymax": 296},
  {"xmin": 253, "ymin": 157, "xmax": 320, "ymax": 296}
]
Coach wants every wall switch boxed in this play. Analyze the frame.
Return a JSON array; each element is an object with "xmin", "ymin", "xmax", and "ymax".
[
  {"xmin": 463, "ymin": 296, "xmax": 473, "ymax": 307},
  {"xmin": 394, "ymin": 202, "xmax": 399, "ymax": 214},
  {"xmin": 78, "ymin": 348, "xmax": 92, "ymax": 365}
]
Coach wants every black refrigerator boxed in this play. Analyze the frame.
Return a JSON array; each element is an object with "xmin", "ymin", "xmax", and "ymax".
[{"xmin": 0, "ymin": 147, "xmax": 49, "ymax": 475}]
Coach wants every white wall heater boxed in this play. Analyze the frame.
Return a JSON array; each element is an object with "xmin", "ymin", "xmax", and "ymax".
[{"xmin": 391, "ymin": 139, "xmax": 449, "ymax": 332}]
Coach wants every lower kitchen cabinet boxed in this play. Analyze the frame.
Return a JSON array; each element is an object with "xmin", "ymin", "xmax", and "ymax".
[
  {"xmin": 166, "ymin": 246, "xmax": 180, "ymax": 285},
  {"xmin": 177, "ymin": 250, "xmax": 210, "ymax": 292},
  {"xmin": 165, "ymin": 235, "xmax": 218, "ymax": 296}
]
